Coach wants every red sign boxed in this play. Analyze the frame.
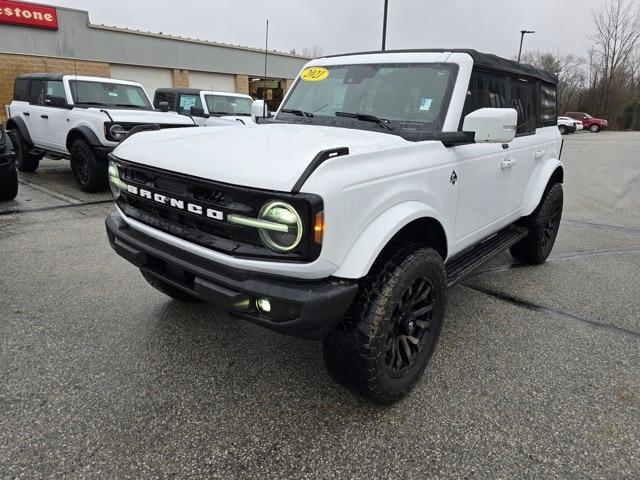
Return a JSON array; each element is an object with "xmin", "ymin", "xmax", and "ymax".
[{"xmin": 0, "ymin": 0, "xmax": 58, "ymax": 30}]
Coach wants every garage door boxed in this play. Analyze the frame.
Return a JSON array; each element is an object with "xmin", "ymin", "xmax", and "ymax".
[
  {"xmin": 189, "ymin": 71, "xmax": 235, "ymax": 92},
  {"xmin": 110, "ymin": 64, "xmax": 172, "ymax": 99}
]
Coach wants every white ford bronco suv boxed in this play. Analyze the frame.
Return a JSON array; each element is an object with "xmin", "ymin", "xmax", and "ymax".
[
  {"xmin": 105, "ymin": 50, "xmax": 564, "ymax": 404},
  {"xmin": 5, "ymin": 74, "xmax": 195, "ymax": 192},
  {"xmin": 153, "ymin": 88, "xmax": 260, "ymax": 126}
]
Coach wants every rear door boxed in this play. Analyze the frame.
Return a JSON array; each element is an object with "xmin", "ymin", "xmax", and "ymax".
[
  {"xmin": 25, "ymin": 79, "xmax": 48, "ymax": 146},
  {"xmin": 41, "ymin": 79, "xmax": 70, "ymax": 152},
  {"xmin": 497, "ymin": 77, "xmax": 539, "ymax": 219}
]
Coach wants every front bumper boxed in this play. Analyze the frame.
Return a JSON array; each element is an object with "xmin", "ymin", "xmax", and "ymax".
[{"xmin": 106, "ymin": 210, "xmax": 358, "ymax": 340}]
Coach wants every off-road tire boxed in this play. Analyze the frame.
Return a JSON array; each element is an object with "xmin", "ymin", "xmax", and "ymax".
[
  {"xmin": 323, "ymin": 245, "xmax": 446, "ymax": 405},
  {"xmin": 510, "ymin": 182, "xmax": 563, "ymax": 264},
  {"xmin": 70, "ymin": 139, "xmax": 107, "ymax": 192},
  {"xmin": 0, "ymin": 166, "xmax": 18, "ymax": 201},
  {"xmin": 140, "ymin": 270, "xmax": 202, "ymax": 303},
  {"xmin": 558, "ymin": 125, "xmax": 568, "ymax": 135},
  {"xmin": 590, "ymin": 124, "xmax": 600, "ymax": 133},
  {"xmin": 7, "ymin": 130, "xmax": 40, "ymax": 172}
]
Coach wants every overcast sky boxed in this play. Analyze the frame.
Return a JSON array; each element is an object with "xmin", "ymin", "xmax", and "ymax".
[{"xmin": 35, "ymin": 0, "xmax": 618, "ymax": 59}]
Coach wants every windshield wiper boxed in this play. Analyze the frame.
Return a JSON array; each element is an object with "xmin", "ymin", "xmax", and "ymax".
[
  {"xmin": 335, "ymin": 112, "xmax": 393, "ymax": 130},
  {"xmin": 280, "ymin": 108, "xmax": 314, "ymax": 123},
  {"xmin": 75, "ymin": 101, "xmax": 105, "ymax": 107},
  {"xmin": 114, "ymin": 104, "xmax": 147, "ymax": 109}
]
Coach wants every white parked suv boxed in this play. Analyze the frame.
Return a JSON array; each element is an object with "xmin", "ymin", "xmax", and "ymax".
[
  {"xmin": 105, "ymin": 49, "xmax": 564, "ymax": 404},
  {"xmin": 5, "ymin": 74, "xmax": 196, "ymax": 192},
  {"xmin": 153, "ymin": 88, "xmax": 259, "ymax": 126}
]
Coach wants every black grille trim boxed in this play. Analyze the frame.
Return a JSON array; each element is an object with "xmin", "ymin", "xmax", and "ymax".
[{"xmin": 111, "ymin": 156, "xmax": 323, "ymax": 262}]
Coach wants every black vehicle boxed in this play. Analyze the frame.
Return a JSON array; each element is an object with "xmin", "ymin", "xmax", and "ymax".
[{"xmin": 0, "ymin": 124, "xmax": 18, "ymax": 201}]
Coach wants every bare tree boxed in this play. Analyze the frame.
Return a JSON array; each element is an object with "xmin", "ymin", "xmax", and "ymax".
[
  {"xmin": 300, "ymin": 45, "xmax": 324, "ymax": 59},
  {"xmin": 521, "ymin": 51, "xmax": 586, "ymax": 112},
  {"xmin": 591, "ymin": 0, "xmax": 640, "ymax": 117}
]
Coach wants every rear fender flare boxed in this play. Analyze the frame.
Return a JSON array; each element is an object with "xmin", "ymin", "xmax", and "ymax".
[
  {"xmin": 6, "ymin": 117, "xmax": 33, "ymax": 146},
  {"xmin": 522, "ymin": 160, "xmax": 564, "ymax": 216}
]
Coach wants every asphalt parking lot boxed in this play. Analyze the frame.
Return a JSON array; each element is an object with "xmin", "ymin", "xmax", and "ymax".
[{"xmin": 1, "ymin": 132, "xmax": 639, "ymax": 479}]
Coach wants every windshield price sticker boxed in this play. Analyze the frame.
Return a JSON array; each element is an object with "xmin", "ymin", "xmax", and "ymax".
[{"xmin": 301, "ymin": 67, "xmax": 329, "ymax": 82}]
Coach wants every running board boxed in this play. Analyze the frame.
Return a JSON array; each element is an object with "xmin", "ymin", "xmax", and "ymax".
[{"xmin": 445, "ymin": 225, "xmax": 528, "ymax": 286}]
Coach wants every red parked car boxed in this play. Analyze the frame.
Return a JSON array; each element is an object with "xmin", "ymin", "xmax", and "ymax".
[{"xmin": 565, "ymin": 112, "xmax": 608, "ymax": 133}]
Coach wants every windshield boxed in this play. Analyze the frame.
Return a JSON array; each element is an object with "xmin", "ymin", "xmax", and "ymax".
[
  {"xmin": 70, "ymin": 80, "xmax": 152, "ymax": 109},
  {"xmin": 278, "ymin": 63, "xmax": 457, "ymax": 138},
  {"xmin": 205, "ymin": 95, "xmax": 252, "ymax": 116}
]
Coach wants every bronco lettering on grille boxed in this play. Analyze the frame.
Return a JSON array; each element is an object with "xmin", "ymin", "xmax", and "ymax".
[{"xmin": 126, "ymin": 184, "xmax": 224, "ymax": 221}]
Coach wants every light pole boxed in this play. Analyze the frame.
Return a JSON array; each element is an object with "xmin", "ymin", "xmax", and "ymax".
[
  {"xmin": 382, "ymin": 0, "xmax": 389, "ymax": 50},
  {"xmin": 517, "ymin": 30, "xmax": 535, "ymax": 63}
]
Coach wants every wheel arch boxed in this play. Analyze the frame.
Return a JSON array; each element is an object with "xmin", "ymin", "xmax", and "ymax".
[
  {"xmin": 6, "ymin": 117, "xmax": 33, "ymax": 145},
  {"xmin": 332, "ymin": 201, "xmax": 449, "ymax": 279},
  {"xmin": 522, "ymin": 162, "xmax": 564, "ymax": 216},
  {"xmin": 66, "ymin": 126, "xmax": 102, "ymax": 152}
]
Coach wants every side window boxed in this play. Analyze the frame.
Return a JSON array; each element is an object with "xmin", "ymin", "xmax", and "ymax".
[
  {"xmin": 178, "ymin": 94, "xmax": 202, "ymax": 115},
  {"xmin": 460, "ymin": 70, "xmax": 508, "ymax": 128},
  {"xmin": 511, "ymin": 78, "xmax": 537, "ymax": 135},
  {"xmin": 45, "ymin": 80, "xmax": 65, "ymax": 100},
  {"xmin": 14, "ymin": 79, "xmax": 30, "ymax": 101},
  {"xmin": 29, "ymin": 80, "xmax": 45, "ymax": 105},
  {"xmin": 154, "ymin": 91, "xmax": 175, "ymax": 110},
  {"xmin": 539, "ymin": 83, "xmax": 557, "ymax": 127}
]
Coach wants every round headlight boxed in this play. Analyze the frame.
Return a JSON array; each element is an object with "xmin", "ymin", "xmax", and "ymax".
[
  {"xmin": 258, "ymin": 201, "xmax": 303, "ymax": 252},
  {"xmin": 108, "ymin": 160, "xmax": 125, "ymax": 199},
  {"xmin": 109, "ymin": 124, "xmax": 127, "ymax": 140}
]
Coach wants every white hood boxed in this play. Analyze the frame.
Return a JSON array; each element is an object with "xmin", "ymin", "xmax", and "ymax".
[
  {"xmin": 113, "ymin": 123, "xmax": 408, "ymax": 192},
  {"xmin": 94, "ymin": 108, "xmax": 195, "ymax": 125}
]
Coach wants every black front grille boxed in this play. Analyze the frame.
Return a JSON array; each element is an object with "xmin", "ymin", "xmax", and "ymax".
[{"xmin": 113, "ymin": 158, "xmax": 322, "ymax": 262}]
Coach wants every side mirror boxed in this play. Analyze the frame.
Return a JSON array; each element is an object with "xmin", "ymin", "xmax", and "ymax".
[
  {"xmin": 190, "ymin": 106, "xmax": 206, "ymax": 117},
  {"xmin": 157, "ymin": 101, "xmax": 170, "ymax": 112},
  {"xmin": 463, "ymin": 108, "xmax": 517, "ymax": 144},
  {"xmin": 45, "ymin": 95, "xmax": 68, "ymax": 108},
  {"xmin": 251, "ymin": 100, "xmax": 267, "ymax": 122}
]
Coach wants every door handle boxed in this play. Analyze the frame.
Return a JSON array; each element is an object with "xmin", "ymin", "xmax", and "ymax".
[
  {"xmin": 501, "ymin": 158, "xmax": 516, "ymax": 169},
  {"xmin": 41, "ymin": 114, "xmax": 49, "ymax": 119},
  {"xmin": 534, "ymin": 149, "xmax": 546, "ymax": 160},
  {"xmin": 23, "ymin": 112, "xmax": 30, "ymax": 116}
]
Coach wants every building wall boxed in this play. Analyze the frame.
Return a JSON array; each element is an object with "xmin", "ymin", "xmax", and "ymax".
[
  {"xmin": 188, "ymin": 71, "xmax": 235, "ymax": 92},
  {"xmin": 110, "ymin": 64, "xmax": 173, "ymax": 98},
  {"xmin": 0, "ymin": 7, "xmax": 307, "ymax": 79},
  {"xmin": 1, "ymin": 52, "xmax": 110, "ymax": 121}
]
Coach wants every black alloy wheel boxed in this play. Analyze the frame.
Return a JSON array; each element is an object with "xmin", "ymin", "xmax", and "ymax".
[{"xmin": 385, "ymin": 277, "xmax": 438, "ymax": 377}]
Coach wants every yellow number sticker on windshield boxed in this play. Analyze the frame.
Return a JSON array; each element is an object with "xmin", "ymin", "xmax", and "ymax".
[{"xmin": 300, "ymin": 67, "xmax": 329, "ymax": 82}]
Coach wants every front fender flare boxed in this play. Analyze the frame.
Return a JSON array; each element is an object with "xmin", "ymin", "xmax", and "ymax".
[
  {"xmin": 66, "ymin": 126, "xmax": 103, "ymax": 150},
  {"xmin": 522, "ymin": 160, "xmax": 564, "ymax": 216},
  {"xmin": 332, "ymin": 201, "xmax": 447, "ymax": 280},
  {"xmin": 6, "ymin": 117, "xmax": 33, "ymax": 145}
]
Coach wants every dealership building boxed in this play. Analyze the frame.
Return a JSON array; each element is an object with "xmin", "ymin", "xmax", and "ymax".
[{"xmin": 0, "ymin": 0, "xmax": 309, "ymax": 121}]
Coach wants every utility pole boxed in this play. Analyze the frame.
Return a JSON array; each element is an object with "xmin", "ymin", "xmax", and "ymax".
[
  {"xmin": 517, "ymin": 30, "xmax": 535, "ymax": 62},
  {"xmin": 382, "ymin": 0, "xmax": 389, "ymax": 50}
]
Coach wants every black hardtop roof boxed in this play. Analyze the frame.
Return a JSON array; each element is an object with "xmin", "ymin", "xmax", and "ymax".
[
  {"xmin": 323, "ymin": 48, "xmax": 557, "ymax": 85},
  {"xmin": 15, "ymin": 73, "xmax": 65, "ymax": 81},
  {"xmin": 155, "ymin": 87, "xmax": 203, "ymax": 96}
]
